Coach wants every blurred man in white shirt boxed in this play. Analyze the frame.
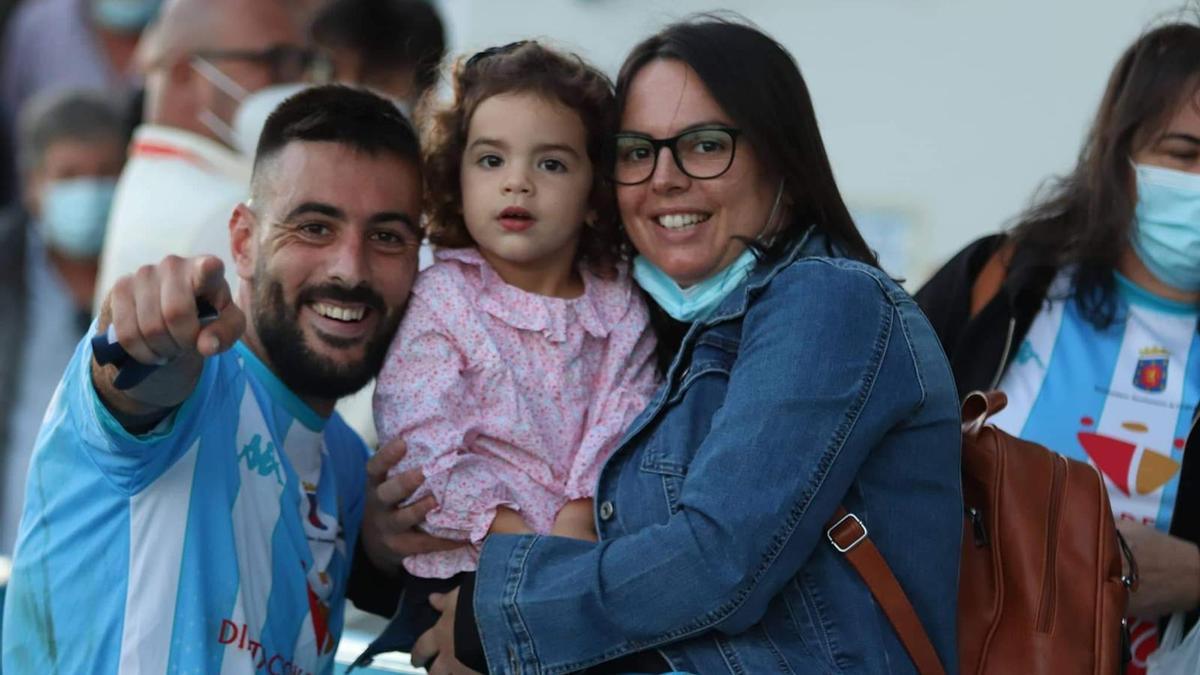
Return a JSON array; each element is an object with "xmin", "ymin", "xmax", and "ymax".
[{"xmin": 93, "ymin": 0, "xmax": 315, "ymax": 308}]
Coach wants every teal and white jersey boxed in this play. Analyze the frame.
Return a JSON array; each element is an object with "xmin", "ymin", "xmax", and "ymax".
[
  {"xmin": 2, "ymin": 336, "xmax": 368, "ymax": 675},
  {"xmin": 991, "ymin": 271, "xmax": 1200, "ymax": 531}
]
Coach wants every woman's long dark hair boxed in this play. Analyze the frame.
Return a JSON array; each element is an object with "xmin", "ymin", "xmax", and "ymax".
[
  {"xmin": 1009, "ymin": 22, "xmax": 1200, "ymax": 327},
  {"xmin": 615, "ymin": 16, "xmax": 879, "ymax": 269}
]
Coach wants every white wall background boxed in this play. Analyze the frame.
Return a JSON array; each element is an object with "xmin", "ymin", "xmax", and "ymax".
[{"xmin": 435, "ymin": 0, "xmax": 1194, "ymax": 286}]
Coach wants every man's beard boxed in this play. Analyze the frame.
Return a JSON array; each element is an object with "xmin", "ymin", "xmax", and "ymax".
[{"xmin": 252, "ymin": 270, "xmax": 402, "ymax": 402}]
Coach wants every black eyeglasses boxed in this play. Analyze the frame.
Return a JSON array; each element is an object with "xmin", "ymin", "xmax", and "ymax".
[
  {"xmin": 465, "ymin": 40, "xmax": 531, "ymax": 68},
  {"xmin": 611, "ymin": 126, "xmax": 741, "ymax": 185},
  {"xmin": 192, "ymin": 44, "xmax": 323, "ymax": 83}
]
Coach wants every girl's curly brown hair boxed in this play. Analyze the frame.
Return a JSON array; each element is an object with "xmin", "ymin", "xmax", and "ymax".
[{"xmin": 423, "ymin": 41, "xmax": 624, "ymax": 276}]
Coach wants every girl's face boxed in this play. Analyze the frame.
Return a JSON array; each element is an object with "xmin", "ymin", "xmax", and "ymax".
[
  {"xmin": 460, "ymin": 91, "xmax": 595, "ymax": 291},
  {"xmin": 617, "ymin": 59, "xmax": 779, "ymax": 287}
]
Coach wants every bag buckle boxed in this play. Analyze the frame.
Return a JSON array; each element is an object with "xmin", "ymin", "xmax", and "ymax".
[
  {"xmin": 827, "ymin": 512, "xmax": 868, "ymax": 553},
  {"xmin": 1116, "ymin": 529, "xmax": 1139, "ymax": 592}
]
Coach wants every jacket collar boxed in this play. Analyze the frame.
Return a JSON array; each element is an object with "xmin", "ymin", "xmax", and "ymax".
[
  {"xmin": 696, "ymin": 225, "xmax": 819, "ymax": 328},
  {"xmin": 636, "ymin": 225, "xmax": 822, "ymax": 441}
]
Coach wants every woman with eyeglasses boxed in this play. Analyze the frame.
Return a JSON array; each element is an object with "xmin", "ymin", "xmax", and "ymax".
[{"xmin": 398, "ymin": 17, "xmax": 964, "ymax": 674}]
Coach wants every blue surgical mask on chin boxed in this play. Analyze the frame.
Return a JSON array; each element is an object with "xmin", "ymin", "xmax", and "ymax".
[
  {"xmin": 633, "ymin": 179, "xmax": 786, "ymax": 322},
  {"xmin": 1131, "ymin": 163, "xmax": 1200, "ymax": 292},
  {"xmin": 91, "ymin": 0, "xmax": 162, "ymax": 32},
  {"xmin": 39, "ymin": 177, "xmax": 117, "ymax": 259},
  {"xmin": 633, "ymin": 248, "xmax": 758, "ymax": 322}
]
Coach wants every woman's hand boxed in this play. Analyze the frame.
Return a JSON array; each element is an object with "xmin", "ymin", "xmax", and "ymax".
[
  {"xmin": 361, "ymin": 437, "xmax": 463, "ymax": 572},
  {"xmin": 1117, "ymin": 520, "xmax": 1200, "ymax": 618},
  {"xmin": 551, "ymin": 498, "xmax": 597, "ymax": 541},
  {"xmin": 411, "ymin": 587, "xmax": 481, "ymax": 675}
]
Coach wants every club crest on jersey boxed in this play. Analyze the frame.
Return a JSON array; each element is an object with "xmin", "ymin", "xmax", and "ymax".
[
  {"xmin": 303, "ymin": 482, "xmax": 329, "ymax": 531},
  {"xmin": 1133, "ymin": 347, "xmax": 1169, "ymax": 393}
]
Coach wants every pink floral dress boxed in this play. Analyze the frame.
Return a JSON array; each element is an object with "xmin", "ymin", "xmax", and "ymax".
[{"xmin": 373, "ymin": 247, "xmax": 660, "ymax": 579}]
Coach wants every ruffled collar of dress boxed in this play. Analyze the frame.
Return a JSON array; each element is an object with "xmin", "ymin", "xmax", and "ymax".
[{"xmin": 435, "ymin": 247, "xmax": 632, "ymax": 342}]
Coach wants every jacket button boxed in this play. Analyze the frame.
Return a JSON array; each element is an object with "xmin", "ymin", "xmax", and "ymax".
[{"xmin": 599, "ymin": 500, "xmax": 614, "ymax": 521}]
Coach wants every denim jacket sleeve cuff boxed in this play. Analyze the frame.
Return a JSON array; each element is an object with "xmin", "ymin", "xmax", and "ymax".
[{"xmin": 474, "ymin": 533, "xmax": 539, "ymax": 672}]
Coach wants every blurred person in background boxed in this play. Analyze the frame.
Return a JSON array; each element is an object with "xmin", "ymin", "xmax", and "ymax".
[
  {"xmin": 310, "ymin": 0, "xmax": 445, "ymax": 117},
  {"xmin": 916, "ymin": 22, "xmax": 1200, "ymax": 674},
  {"xmin": 93, "ymin": 0, "xmax": 317, "ymax": 307},
  {"xmin": 0, "ymin": 88, "xmax": 127, "ymax": 556},
  {"xmin": 0, "ymin": 0, "xmax": 157, "ymax": 205}
]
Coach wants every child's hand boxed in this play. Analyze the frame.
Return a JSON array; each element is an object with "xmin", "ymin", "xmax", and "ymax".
[
  {"xmin": 551, "ymin": 498, "xmax": 597, "ymax": 541},
  {"xmin": 489, "ymin": 506, "xmax": 534, "ymax": 535}
]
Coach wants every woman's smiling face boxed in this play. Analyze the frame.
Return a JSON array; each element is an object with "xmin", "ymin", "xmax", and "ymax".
[{"xmin": 617, "ymin": 58, "xmax": 780, "ymax": 287}]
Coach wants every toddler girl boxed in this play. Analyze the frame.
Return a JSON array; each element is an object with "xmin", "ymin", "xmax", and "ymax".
[{"xmin": 366, "ymin": 41, "xmax": 659, "ymax": 656}]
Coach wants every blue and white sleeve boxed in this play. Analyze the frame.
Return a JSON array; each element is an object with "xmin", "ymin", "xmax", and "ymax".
[{"xmin": 67, "ymin": 326, "xmax": 219, "ymax": 495}]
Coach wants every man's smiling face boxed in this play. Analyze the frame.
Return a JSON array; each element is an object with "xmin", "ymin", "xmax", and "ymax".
[{"xmin": 234, "ymin": 140, "xmax": 422, "ymax": 400}]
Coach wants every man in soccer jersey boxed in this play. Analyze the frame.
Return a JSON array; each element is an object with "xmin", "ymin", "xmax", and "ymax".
[{"xmin": 2, "ymin": 85, "xmax": 452, "ymax": 674}]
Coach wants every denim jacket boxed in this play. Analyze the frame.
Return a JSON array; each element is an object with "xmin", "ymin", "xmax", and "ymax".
[{"xmin": 473, "ymin": 230, "xmax": 963, "ymax": 674}]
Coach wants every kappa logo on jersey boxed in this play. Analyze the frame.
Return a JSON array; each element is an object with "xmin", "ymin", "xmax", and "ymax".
[
  {"xmin": 1133, "ymin": 347, "xmax": 1169, "ymax": 393},
  {"xmin": 238, "ymin": 434, "xmax": 285, "ymax": 486},
  {"xmin": 1077, "ymin": 416, "xmax": 1181, "ymax": 496}
]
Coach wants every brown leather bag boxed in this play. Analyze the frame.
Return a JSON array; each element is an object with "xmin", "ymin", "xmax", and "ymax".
[{"xmin": 827, "ymin": 391, "xmax": 1137, "ymax": 674}]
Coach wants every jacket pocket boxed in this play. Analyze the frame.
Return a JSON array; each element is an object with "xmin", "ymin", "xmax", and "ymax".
[
  {"xmin": 640, "ymin": 437, "xmax": 688, "ymax": 513},
  {"xmin": 781, "ymin": 573, "xmax": 846, "ymax": 673}
]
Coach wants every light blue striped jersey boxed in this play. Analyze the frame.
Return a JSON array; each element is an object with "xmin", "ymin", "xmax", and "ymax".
[
  {"xmin": 2, "ymin": 336, "xmax": 368, "ymax": 675},
  {"xmin": 990, "ymin": 271, "xmax": 1200, "ymax": 532},
  {"xmin": 989, "ymin": 270, "xmax": 1200, "ymax": 671}
]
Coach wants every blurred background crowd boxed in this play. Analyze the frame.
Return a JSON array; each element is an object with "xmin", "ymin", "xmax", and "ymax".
[{"xmin": 0, "ymin": 0, "xmax": 1192, "ymax": 669}]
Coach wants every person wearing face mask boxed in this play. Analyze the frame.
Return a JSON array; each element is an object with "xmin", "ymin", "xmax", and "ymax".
[
  {"xmin": 310, "ymin": 0, "xmax": 446, "ymax": 118},
  {"xmin": 916, "ymin": 22, "xmax": 1200, "ymax": 674},
  {"xmin": 0, "ymin": 89, "xmax": 127, "ymax": 557},
  {"xmin": 92, "ymin": 0, "xmax": 318, "ymax": 310},
  {"xmin": 0, "ymin": 0, "xmax": 157, "ymax": 205}
]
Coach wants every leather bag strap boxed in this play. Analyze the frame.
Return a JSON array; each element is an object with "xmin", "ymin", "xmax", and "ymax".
[
  {"xmin": 969, "ymin": 239, "xmax": 1015, "ymax": 318},
  {"xmin": 961, "ymin": 390, "xmax": 1008, "ymax": 437},
  {"xmin": 826, "ymin": 507, "xmax": 947, "ymax": 675}
]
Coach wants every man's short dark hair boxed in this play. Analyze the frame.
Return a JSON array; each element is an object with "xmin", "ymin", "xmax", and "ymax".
[
  {"xmin": 311, "ymin": 0, "xmax": 446, "ymax": 98},
  {"xmin": 252, "ymin": 84, "xmax": 421, "ymax": 190}
]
